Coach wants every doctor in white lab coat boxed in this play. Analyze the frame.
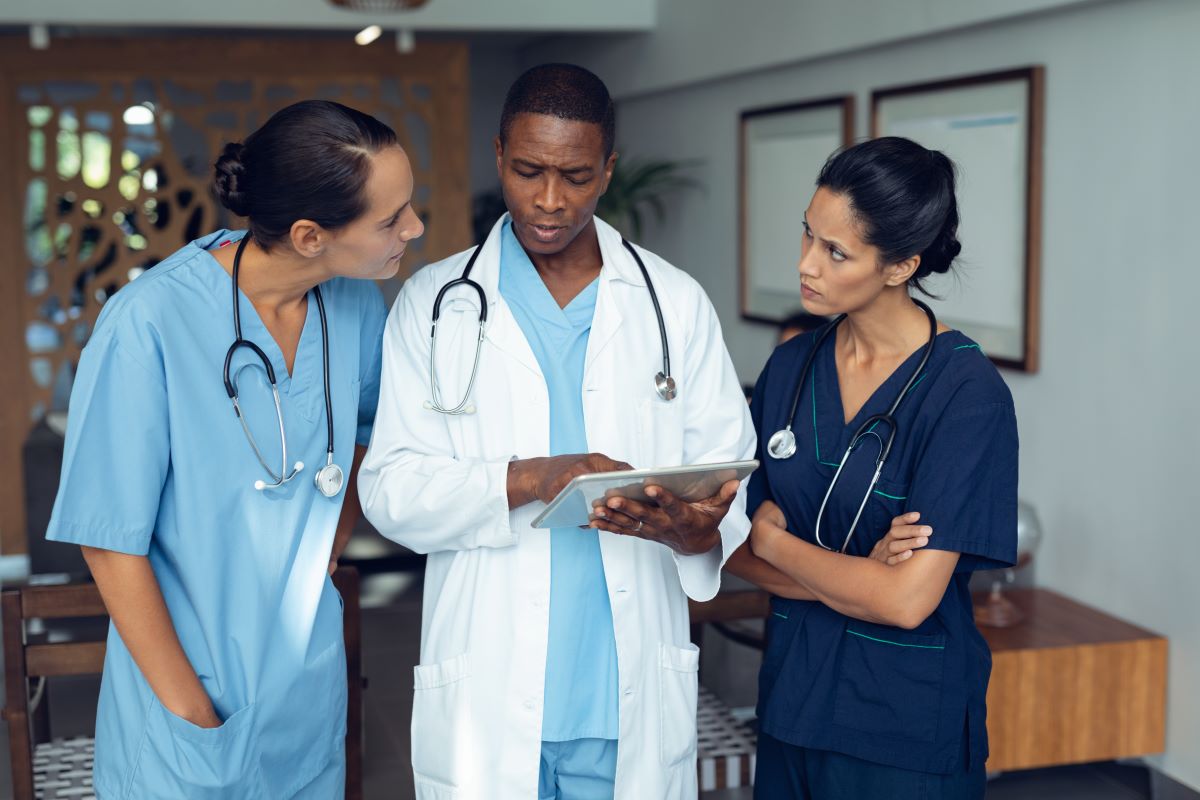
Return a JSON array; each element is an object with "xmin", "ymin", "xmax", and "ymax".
[{"xmin": 359, "ymin": 64, "xmax": 755, "ymax": 800}]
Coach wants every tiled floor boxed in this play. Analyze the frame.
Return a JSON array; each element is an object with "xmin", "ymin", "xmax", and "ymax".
[{"xmin": 2, "ymin": 569, "xmax": 1195, "ymax": 800}]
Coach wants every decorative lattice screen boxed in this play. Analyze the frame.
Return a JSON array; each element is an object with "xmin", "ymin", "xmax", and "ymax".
[{"xmin": 0, "ymin": 39, "xmax": 470, "ymax": 556}]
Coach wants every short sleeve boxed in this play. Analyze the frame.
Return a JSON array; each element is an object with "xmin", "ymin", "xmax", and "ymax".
[
  {"xmin": 356, "ymin": 283, "xmax": 388, "ymax": 447},
  {"xmin": 906, "ymin": 402, "xmax": 1019, "ymax": 572},
  {"xmin": 746, "ymin": 357, "xmax": 775, "ymax": 519},
  {"xmin": 47, "ymin": 332, "xmax": 170, "ymax": 556}
]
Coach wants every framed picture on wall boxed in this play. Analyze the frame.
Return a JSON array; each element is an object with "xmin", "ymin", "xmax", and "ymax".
[
  {"xmin": 872, "ymin": 66, "xmax": 1044, "ymax": 372},
  {"xmin": 739, "ymin": 96, "xmax": 854, "ymax": 324}
]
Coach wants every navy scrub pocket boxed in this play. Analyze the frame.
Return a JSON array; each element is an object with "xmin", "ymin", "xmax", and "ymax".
[
  {"xmin": 862, "ymin": 478, "xmax": 911, "ymax": 549},
  {"xmin": 832, "ymin": 622, "xmax": 946, "ymax": 743}
]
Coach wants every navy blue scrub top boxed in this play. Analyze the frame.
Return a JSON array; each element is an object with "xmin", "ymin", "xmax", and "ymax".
[{"xmin": 748, "ymin": 326, "xmax": 1018, "ymax": 775}]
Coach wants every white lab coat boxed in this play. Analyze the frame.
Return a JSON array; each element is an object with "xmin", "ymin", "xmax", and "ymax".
[{"xmin": 359, "ymin": 215, "xmax": 756, "ymax": 800}]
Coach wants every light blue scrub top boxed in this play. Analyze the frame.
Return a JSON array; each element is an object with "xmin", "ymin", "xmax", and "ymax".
[
  {"xmin": 499, "ymin": 222, "xmax": 619, "ymax": 742},
  {"xmin": 47, "ymin": 230, "xmax": 386, "ymax": 799}
]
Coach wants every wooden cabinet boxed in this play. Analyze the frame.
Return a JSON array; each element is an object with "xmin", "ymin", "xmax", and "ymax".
[{"xmin": 979, "ymin": 588, "xmax": 1167, "ymax": 772}]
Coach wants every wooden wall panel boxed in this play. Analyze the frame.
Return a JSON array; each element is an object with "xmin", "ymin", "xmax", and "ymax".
[{"xmin": 0, "ymin": 36, "xmax": 470, "ymax": 557}]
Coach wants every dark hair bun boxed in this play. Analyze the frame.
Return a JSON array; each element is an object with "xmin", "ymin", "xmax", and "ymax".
[
  {"xmin": 208, "ymin": 101, "xmax": 398, "ymax": 249},
  {"xmin": 920, "ymin": 217, "xmax": 962, "ymax": 276},
  {"xmin": 817, "ymin": 137, "xmax": 962, "ymax": 296},
  {"xmin": 214, "ymin": 142, "xmax": 250, "ymax": 217}
]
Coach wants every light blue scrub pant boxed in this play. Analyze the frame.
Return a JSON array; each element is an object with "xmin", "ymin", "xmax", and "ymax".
[{"xmin": 538, "ymin": 739, "xmax": 617, "ymax": 800}]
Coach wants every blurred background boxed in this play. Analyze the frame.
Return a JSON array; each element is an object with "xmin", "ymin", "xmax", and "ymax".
[{"xmin": 0, "ymin": 1, "xmax": 1196, "ymax": 798}]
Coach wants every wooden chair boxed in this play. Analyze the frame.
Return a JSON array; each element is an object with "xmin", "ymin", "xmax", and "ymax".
[
  {"xmin": 2, "ymin": 566, "xmax": 364, "ymax": 800},
  {"xmin": 688, "ymin": 589, "xmax": 770, "ymax": 793}
]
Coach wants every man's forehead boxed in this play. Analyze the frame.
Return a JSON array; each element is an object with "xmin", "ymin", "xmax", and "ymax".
[{"xmin": 507, "ymin": 113, "xmax": 604, "ymax": 146}]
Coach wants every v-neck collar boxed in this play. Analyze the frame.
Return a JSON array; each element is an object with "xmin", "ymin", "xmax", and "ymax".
[
  {"xmin": 500, "ymin": 221, "xmax": 598, "ymax": 332},
  {"xmin": 811, "ymin": 329, "xmax": 960, "ymax": 461},
  {"xmin": 193, "ymin": 230, "xmax": 322, "ymax": 416}
]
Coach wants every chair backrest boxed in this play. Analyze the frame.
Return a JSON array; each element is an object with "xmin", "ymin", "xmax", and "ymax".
[
  {"xmin": 2, "ymin": 567, "xmax": 362, "ymax": 800},
  {"xmin": 2, "ymin": 581, "xmax": 108, "ymax": 800}
]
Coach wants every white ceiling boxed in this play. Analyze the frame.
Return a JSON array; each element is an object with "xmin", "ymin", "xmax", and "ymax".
[{"xmin": 0, "ymin": 0, "xmax": 657, "ymax": 33}]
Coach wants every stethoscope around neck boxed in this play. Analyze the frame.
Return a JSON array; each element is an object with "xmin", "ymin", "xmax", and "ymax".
[
  {"xmin": 767, "ymin": 298, "xmax": 937, "ymax": 553},
  {"xmin": 223, "ymin": 234, "xmax": 343, "ymax": 498},
  {"xmin": 423, "ymin": 236, "xmax": 676, "ymax": 415}
]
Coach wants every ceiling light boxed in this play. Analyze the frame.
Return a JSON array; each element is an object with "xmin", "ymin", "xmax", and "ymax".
[
  {"xmin": 355, "ymin": 25, "xmax": 382, "ymax": 46},
  {"xmin": 329, "ymin": 0, "xmax": 429, "ymax": 9}
]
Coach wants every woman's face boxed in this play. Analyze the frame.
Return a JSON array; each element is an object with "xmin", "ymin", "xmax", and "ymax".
[
  {"xmin": 796, "ymin": 186, "xmax": 894, "ymax": 316},
  {"xmin": 324, "ymin": 145, "xmax": 424, "ymax": 281}
]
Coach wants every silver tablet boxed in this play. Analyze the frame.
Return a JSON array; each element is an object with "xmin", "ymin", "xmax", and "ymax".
[{"xmin": 530, "ymin": 459, "xmax": 760, "ymax": 530}]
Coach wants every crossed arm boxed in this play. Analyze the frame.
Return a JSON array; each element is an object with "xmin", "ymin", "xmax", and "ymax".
[{"xmin": 727, "ymin": 500, "xmax": 958, "ymax": 630}]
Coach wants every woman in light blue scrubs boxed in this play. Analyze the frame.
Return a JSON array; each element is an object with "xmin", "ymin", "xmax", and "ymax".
[
  {"xmin": 47, "ymin": 100, "xmax": 423, "ymax": 799},
  {"xmin": 734, "ymin": 137, "xmax": 1018, "ymax": 799}
]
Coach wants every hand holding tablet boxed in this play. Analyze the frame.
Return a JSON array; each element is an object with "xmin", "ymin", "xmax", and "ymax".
[{"xmin": 531, "ymin": 460, "xmax": 759, "ymax": 530}]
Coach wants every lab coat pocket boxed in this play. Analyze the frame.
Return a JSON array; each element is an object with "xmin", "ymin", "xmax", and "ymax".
[
  {"xmin": 659, "ymin": 642, "xmax": 700, "ymax": 767},
  {"xmin": 411, "ymin": 651, "xmax": 470, "ymax": 791},
  {"xmin": 136, "ymin": 699, "xmax": 266, "ymax": 799},
  {"xmin": 414, "ymin": 774, "xmax": 459, "ymax": 800},
  {"xmin": 638, "ymin": 398, "xmax": 685, "ymax": 468},
  {"xmin": 832, "ymin": 622, "xmax": 946, "ymax": 743}
]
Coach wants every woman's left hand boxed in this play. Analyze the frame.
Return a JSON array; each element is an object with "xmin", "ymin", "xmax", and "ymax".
[
  {"xmin": 588, "ymin": 480, "xmax": 740, "ymax": 555},
  {"xmin": 749, "ymin": 512, "xmax": 788, "ymax": 560}
]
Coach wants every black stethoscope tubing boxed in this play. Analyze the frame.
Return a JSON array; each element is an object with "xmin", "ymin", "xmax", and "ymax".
[
  {"xmin": 767, "ymin": 298, "xmax": 938, "ymax": 552},
  {"xmin": 222, "ymin": 234, "xmax": 340, "ymax": 496},
  {"xmin": 426, "ymin": 232, "xmax": 675, "ymax": 413}
]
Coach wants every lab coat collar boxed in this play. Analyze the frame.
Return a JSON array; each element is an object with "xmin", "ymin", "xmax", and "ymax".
[
  {"xmin": 472, "ymin": 213, "xmax": 648, "ymax": 306},
  {"xmin": 468, "ymin": 213, "xmax": 648, "ymax": 377},
  {"xmin": 594, "ymin": 216, "xmax": 649, "ymax": 288}
]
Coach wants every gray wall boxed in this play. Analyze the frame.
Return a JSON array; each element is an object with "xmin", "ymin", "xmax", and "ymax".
[
  {"xmin": 526, "ymin": 0, "xmax": 1200, "ymax": 789},
  {"xmin": 524, "ymin": 0, "xmax": 1109, "ymax": 99}
]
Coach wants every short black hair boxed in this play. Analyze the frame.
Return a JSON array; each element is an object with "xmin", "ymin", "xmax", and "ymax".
[
  {"xmin": 817, "ymin": 136, "xmax": 962, "ymax": 295},
  {"xmin": 499, "ymin": 63, "xmax": 615, "ymax": 158}
]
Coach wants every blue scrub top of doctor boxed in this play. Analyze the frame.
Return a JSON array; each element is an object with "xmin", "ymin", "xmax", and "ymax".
[
  {"xmin": 47, "ymin": 229, "xmax": 386, "ymax": 799},
  {"xmin": 498, "ymin": 220, "xmax": 620, "ymax": 743},
  {"xmin": 747, "ymin": 328, "xmax": 1018, "ymax": 775}
]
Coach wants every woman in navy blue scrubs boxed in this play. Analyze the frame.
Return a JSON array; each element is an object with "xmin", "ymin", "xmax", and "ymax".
[{"xmin": 729, "ymin": 137, "xmax": 1018, "ymax": 799}]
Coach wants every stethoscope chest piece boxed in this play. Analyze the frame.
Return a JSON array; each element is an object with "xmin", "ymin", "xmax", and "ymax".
[
  {"xmin": 766, "ymin": 428, "xmax": 798, "ymax": 460},
  {"xmin": 655, "ymin": 372, "xmax": 677, "ymax": 402},
  {"xmin": 226, "ymin": 233, "xmax": 340, "ymax": 498},
  {"xmin": 314, "ymin": 462, "xmax": 344, "ymax": 498}
]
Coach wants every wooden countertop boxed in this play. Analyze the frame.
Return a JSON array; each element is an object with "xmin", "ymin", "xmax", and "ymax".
[{"xmin": 976, "ymin": 588, "xmax": 1164, "ymax": 650}]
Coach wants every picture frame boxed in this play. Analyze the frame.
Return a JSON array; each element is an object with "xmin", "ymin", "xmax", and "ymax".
[
  {"xmin": 739, "ymin": 95, "xmax": 854, "ymax": 325},
  {"xmin": 872, "ymin": 66, "xmax": 1044, "ymax": 372}
]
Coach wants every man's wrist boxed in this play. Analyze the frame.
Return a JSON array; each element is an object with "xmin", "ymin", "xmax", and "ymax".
[
  {"xmin": 679, "ymin": 526, "xmax": 721, "ymax": 556},
  {"xmin": 506, "ymin": 458, "xmax": 540, "ymax": 508}
]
